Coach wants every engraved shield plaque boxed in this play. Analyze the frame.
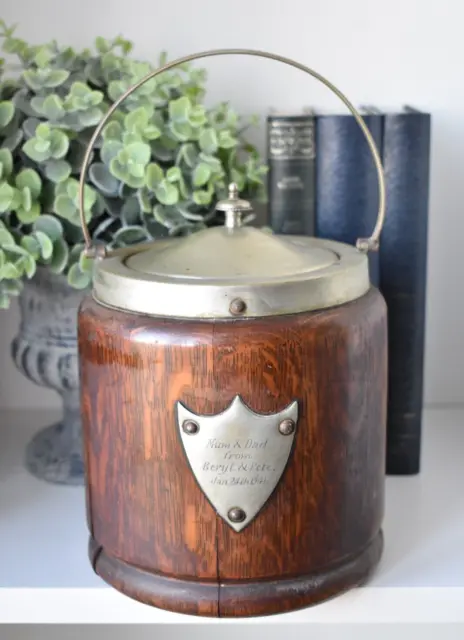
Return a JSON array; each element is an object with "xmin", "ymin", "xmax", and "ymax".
[{"xmin": 176, "ymin": 396, "xmax": 298, "ymax": 532}]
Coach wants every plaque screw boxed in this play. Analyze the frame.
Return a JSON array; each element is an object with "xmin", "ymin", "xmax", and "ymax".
[
  {"xmin": 228, "ymin": 507, "xmax": 246, "ymax": 523},
  {"xmin": 229, "ymin": 298, "xmax": 247, "ymax": 316},
  {"xmin": 279, "ymin": 418, "xmax": 295, "ymax": 436},
  {"xmin": 182, "ymin": 420, "xmax": 199, "ymax": 435}
]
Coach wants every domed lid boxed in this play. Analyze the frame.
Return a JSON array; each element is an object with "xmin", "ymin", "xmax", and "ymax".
[{"xmin": 92, "ymin": 183, "xmax": 369, "ymax": 319}]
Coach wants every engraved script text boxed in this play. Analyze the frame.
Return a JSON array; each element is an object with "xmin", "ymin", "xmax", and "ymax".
[{"xmin": 203, "ymin": 436, "xmax": 276, "ymax": 486}]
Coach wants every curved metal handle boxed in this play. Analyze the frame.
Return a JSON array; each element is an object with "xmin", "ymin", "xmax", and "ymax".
[{"xmin": 79, "ymin": 48, "xmax": 386, "ymax": 258}]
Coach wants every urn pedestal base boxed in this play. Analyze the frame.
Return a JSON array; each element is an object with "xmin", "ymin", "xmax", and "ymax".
[
  {"xmin": 11, "ymin": 268, "xmax": 86, "ymax": 486},
  {"xmin": 89, "ymin": 531, "xmax": 383, "ymax": 617},
  {"xmin": 25, "ymin": 389, "xmax": 84, "ymax": 486}
]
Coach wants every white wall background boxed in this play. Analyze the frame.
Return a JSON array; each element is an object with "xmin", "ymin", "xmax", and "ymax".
[{"xmin": 0, "ymin": 0, "xmax": 462, "ymax": 409}]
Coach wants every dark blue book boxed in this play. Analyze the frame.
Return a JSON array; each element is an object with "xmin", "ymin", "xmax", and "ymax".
[
  {"xmin": 266, "ymin": 111, "xmax": 316, "ymax": 236},
  {"xmin": 314, "ymin": 111, "xmax": 383, "ymax": 286},
  {"xmin": 379, "ymin": 106, "xmax": 431, "ymax": 475}
]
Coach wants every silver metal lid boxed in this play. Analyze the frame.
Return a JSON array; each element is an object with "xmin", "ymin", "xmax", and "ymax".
[{"xmin": 92, "ymin": 184, "xmax": 370, "ymax": 319}]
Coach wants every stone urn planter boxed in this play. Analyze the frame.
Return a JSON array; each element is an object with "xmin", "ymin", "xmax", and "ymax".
[{"xmin": 11, "ymin": 267, "xmax": 87, "ymax": 485}]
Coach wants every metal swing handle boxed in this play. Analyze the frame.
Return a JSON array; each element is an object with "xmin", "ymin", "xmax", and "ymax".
[{"xmin": 78, "ymin": 48, "xmax": 386, "ymax": 258}]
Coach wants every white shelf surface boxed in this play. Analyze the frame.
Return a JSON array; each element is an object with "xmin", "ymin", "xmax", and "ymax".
[{"xmin": 0, "ymin": 407, "xmax": 463, "ymax": 623}]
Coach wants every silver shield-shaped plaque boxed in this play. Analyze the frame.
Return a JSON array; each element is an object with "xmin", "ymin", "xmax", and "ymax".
[{"xmin": 176, "ymin": 396, "xmax": 298, "ymax": 532}]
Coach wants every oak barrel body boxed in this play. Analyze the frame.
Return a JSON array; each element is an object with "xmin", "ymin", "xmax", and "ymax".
[{"xmin": 78, "ymin": 286, "xmax": 387, "ymax": 617}]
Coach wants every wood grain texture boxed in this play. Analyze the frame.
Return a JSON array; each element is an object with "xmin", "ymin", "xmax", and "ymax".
[
  {"xmin": 78, "ymin": 306, "xmax": 218, "ymax": 585},
  {"xmin": 78, "ymin": 287, "xmax": 387, "ymax": 617},
  {"xmin": 214, "ymin": 287, "xmax": 387, "ymax": 584}
]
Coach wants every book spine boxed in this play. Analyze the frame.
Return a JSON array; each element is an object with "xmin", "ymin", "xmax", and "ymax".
[
  {"xmin": 266, "ymin": 115, "xmax": 316, "ymax": 235},
  {"xmin": 380, "ymin": 111, "xmax": 431, "ymax": 475},
  {"xmin": 314, "ymin": 114, "xmax": 383, "ymax": 286}
]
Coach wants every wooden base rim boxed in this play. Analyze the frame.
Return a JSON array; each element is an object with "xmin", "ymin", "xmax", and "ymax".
[{"xmin": 89, "ymin": 530, "xmax": 384, "ymax": 618}]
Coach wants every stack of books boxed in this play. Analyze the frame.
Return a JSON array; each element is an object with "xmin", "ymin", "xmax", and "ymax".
[{"xmin": 266, "ymin": 106, "xmax": 431, "ymax": 476}]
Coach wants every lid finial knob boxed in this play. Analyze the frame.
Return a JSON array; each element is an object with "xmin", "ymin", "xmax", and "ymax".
[{"xmin": 215, "ymin": 182, "xmax": 253, "ymax": 229}]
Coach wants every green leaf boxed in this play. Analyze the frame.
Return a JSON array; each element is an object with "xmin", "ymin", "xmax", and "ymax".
[
  {"xmin": 33, "ymin": 46, "xmax": 54, "ymax": 68},
  {"xmin": 112, "ymin": 226, "xmax": 150, "ymax": 246},
  {"xmin": 49, "ymin": 130, "xmax": 70, "ymax": 159},
  {"xmin": 110, "ymin": 157, "xmax": 144, "ymax": 188},
  {"xmin": 16, "ymin": 169, "xmax": 42, "ymax": 200},
  {"xmin": 0, "ymin": 278, "xmax": 24, "ymax": 296},
  {"xmin": 136, "ymin": 188, "xmax": 151, "ymax": 215},
  {"xmin": 124, "ymin": 106, "xmax": 150, "ymax": 131},
  {"xmin": 54, "ymin": 194, "xmax": 77, "ymax": 222},
  {"xmin": 69, "ymin": 244, "xmax": 84, "ymax": 265},
  {"xmin": 108, "ymin": 79, "xmax": 127, "ymax": 101},
  {"xmin": 121, "ymin": 196, "xmax": 141, "ymax": 225},
  {"xmin": 42, "ymin": 94, "xmax": 65, "ymax": 120},
  {"xmin": 168, "ymin": 96, "xmax": 191, "ymax": 122},
  {"xmin": 145, "ymin": 162, "xmax": 164, "ymax": 190},
  {"xmin": 101, "ymin": 139, "xmax": 123, "ymax": 166},
  {"xmin": 46, "ymin": 69, "xmax": 70, "ymax": 88},
  {"xmin": 9, "ymin": 187, "xmax": 22, "ymax": 210},
  {"xmin": 22, "ymin": 70, "xmax": 42, "ymax": 92},
  {"xmin": 153, "ymin": 204, "xmax": 186, "ymax": 229},
  {"xmin": 67, "ymin": 262, "xmax": 91, "ymax": 289},
  {"xmin": 188, "ymin": 104, "xmax": 207, "ymax": 127},
  {"xmin": 166, "ymin": 167, "xmax": 181, "ymax": 183},
  {"xmin": 169, "ymin": 121, "xmax": 192, "ymax": 141},
  {"xmin": 49, "ymin": 237, "xmax": 69, "ymax": 273},
  {"xmin": 109, "ymin": 157, "xmax": 128, "ymax": 182},
  {"xmin": 34, "ymin": 139, "xmax": 51, "ymax": 153},
  {"xmin": 130, "ymin": 162, "xmax": 145, "ymax": 179},
  {"xmin": 0, "ymin": 225, "xmax": 15, "ymax": 246},
  {"xmin": 0, "ymin": 182, "xmax": 15, "ymax": 212},
  {"xmin": 102, "ymin": 120, "xmax": 123, "ymax": 141},
  {"xmin": 45, "ymin": 159, "xmax": 71, "ymax": 183},
  {"xmin": 89, "ymin": 163, "xmax": 120, "ymax": 196},
  {"xmin": 154, "ymin": 180, "xmax": 179, "ymax": 206},
  {"xmin": 179, "ymin": 142, "xmax": 198, "ymax": 168},
  {"xmin": 33, "ymin": 214, "xmax": 63, "ymax": 241},
  {"xmin": 18, "ymin": 252, "xmax": 36, "ymax": 278},
  {"xmin": 0, "ymin": 263, "xmax": 20, "ymax": 279},
  {"xmin": 79, "ymin": 250, "xmax": 93, "ymax": 274},
  {"xmin": 22, "ymin": 117, "xmax": 40, "ymax": 139},
  {"xmin": 17, "ymin": 201, "xmax": 41, "ymax": 224},
  {"xmin": 178, "ymin": 174, "xmax": 189, "ymax": 199},
  {"xmin": 193, "ymin": 162, "xmax": 212, "ymax": 187},
  {"xmin": 193, "ymin": 189, "xmax": 213, "ymax": 206},
  {"xmin": 95, "ymin": 36, "xmax": 111, "ymax": 54},
  {"xmin": 126, "ymin": 141, "xmax": 151, "ymax": 165},
  {"xmin": 0, "ymin": 100, "xmax": 14, "ymax": 128},
  {"xmin": 0, "ymin": 149, "xmax": 13, "ymax": 179},
  {"xmin": 199, "ymin": 152, "xmax": 222, "ymax": 171},
  {"xmin": 218, "ymin": 129, "xmax": 238, "ymax": 149},
  {"xmin": 22, "ymin": 138, "xmax": 50, "ymax": 162},
  {"xmin": 152, "ymin": 140, "xmax": 175, "ymax": 163},
  {"xmin": 3, "ymin": 129, "xmax": 23, "ymax": 152},
  {"xmin": 20, "ymin": 235, "xmax": 41, "ymax": 259},
  {"xmin": 144, "ymin": 124, "xmax": 161, "ymax": 140},
  {"xmin": 199, "ymin": 128, "xmax": 218, "ymax": 154},
  {"xmin": 122, "ymin": 131, "xmax": 143, "ymax": 146},
  {"xmin": 21, "ymin": 186, "xmax": 32, "ymax": 212},
  {"xmin": 78, "ymin": 107, "xmax": 104, "ymax": 128},
  {"xmin": 36, "ymin": 123, "xmax": 50, "ymax": 139}
]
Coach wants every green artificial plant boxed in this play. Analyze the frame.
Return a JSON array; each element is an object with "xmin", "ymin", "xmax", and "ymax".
[{"xmin": 0, "ymin": 21, "xmax": 268, "ymax": 308}]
